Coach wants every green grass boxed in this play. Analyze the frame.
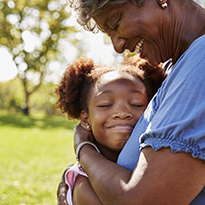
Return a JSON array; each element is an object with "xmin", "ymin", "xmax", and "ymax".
[{"xmin": 0, "ymin": 114, "xmax": 79, "ymax": 205}]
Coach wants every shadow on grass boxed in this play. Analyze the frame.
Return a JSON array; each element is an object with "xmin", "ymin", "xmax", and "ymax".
[{"xmin": 0, "ymin": 114, "xmax": 79, "ymax": 130}]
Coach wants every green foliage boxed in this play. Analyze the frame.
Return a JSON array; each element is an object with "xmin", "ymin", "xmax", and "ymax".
[
  {"xmin": 0, "ymin": 78, "xmax": 24, "ymax": 112},
  {"xmin": 29, "ymin": 81, "xmax": 60, "ymax": 116},
  {"xmin": 0, "ymin": 114, "xmax": 79, "ymax": 204},
  {"xmin": 0, "ymin": 0, "xmax": 84, "ymax": 115},
  {"xmin": 0, "ymin": 0, "xmax": 79, "ymax": 69},
  {"xmin": 0, "ymin": 78, "xmax": 60, "ymax": 116}
]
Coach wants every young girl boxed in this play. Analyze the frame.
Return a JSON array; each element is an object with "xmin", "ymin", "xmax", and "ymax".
[{"xmin": 55, "ymin": 56, "xmax": 166, "ymax": 205}]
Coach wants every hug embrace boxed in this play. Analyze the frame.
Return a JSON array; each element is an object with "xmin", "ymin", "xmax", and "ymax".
[{"xmin": 57, "ymin": 0, "xmax": 205, "ymax": 204}]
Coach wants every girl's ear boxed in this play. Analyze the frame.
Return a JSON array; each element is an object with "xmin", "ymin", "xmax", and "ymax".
[{"xmin": 80, "ymin": 110, "xmax": 92, "ymax": 131}]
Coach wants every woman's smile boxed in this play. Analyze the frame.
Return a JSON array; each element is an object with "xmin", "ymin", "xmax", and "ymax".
[{"xmin": 134, "ymin": 38, "xmax": 144, "ymax": 54}]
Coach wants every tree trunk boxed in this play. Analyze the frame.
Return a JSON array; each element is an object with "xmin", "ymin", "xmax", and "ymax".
[
  {"xmin": 22, "ymin": 92, "xmax": 29, "ymax": 116},
  {"xmin": 21, "ymin": 73, "xmax": 43, "ymax": 116}
]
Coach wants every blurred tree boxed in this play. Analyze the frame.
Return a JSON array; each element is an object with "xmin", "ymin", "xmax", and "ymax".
[
  {"xmin": 0, "ymin": 0, "xmax": 83, "ymax": 115},
  {"xmin": 0, "ymin": 78, "xmax": 59, "ymax": 117},
  {"xmin": 0, "ymin": 78, "xmax": 23, "ymax": 113}
]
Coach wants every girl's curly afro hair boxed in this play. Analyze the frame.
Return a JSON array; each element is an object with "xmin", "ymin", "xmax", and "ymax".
[{"xmin": 55, "ymin": 56, "xmax": 166, "ymax": 120}]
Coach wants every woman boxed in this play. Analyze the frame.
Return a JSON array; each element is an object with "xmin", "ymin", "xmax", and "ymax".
[{"xmin": 59, "ymin": 0, "xmax": 205, "ymax": 204}]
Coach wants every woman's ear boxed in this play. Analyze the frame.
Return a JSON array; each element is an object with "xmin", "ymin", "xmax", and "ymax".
[{"xmin": 80, "ymin": 110, "xmax": 92, "ymax": 131}]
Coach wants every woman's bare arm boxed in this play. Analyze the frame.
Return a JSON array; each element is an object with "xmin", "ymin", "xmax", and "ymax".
[{"xmin": 74, "ymin": 124, "xmax": 205, "ymax": 205}]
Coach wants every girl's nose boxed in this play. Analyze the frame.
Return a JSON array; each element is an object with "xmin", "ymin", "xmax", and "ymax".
[
  {"xmin": 112, "ymin": 111, "xmax": 133, "ymax": 120},
  {"xmin": 110, "ymin": 34, "xmax": 127, "ymax": 53}
]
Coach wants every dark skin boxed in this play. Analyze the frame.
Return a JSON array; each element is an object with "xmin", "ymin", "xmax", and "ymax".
[
  {"xmin": 73, "ymin": 0, "xmax": 205, "ymax": 204},
  {"xmin": 58, "ymin": 0, "xmax": 205, "ymax": 204},
  {"xmin": 56, "ymin": 146, "xmax": 104, "ymax": 205},
  {"xmin": 58, "ymin": 72, "xmax": 148, "ymax": 205},
  {"xmin": 74, "ymin": 125, "xmax": 205, "ymax": 205},
  {"xmin": 57, "ymin": 165, "xmax": 71, "ymax": 205},
  {"xmin": 94, "ymin": 0, "xmax": 205, "ymax": 66}
]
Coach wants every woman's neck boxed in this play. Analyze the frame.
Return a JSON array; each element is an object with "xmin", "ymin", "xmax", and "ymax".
[{"xmin": 168, "ymin": 0, "xmax": 205, "ymax": 64}]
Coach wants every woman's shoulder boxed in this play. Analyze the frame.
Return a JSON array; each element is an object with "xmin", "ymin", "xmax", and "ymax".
[{"xmin": 187, "ymin": 34, "xmax": 205, "ymax": 56}]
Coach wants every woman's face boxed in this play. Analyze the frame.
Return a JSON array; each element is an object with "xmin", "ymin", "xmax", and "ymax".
[
  {"xmin": 94, "ymin": 0, "xmax": 168, "ymax": 65},
  {"xmin": 87, "ymin": 71, "xmax": 148, "ymax": 153}
]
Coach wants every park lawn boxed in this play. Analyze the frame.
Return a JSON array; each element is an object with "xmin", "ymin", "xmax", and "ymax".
[{"xmin": 0, "ymin": 114, "xmax": 78, "ymax": 205}]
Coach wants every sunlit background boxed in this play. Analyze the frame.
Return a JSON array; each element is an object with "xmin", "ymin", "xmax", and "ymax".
[
  {"xmin": 0, "ymin": 8, "xmax": 122, "ymax": 83},
  {"xmin": 0, "ymin": 30, "xmax": 121, "ymax": 82},
  {"xmin": 0, "ymin": 0, "xmax": 204, "ymax": 116},
  {"xmin": 0, "ymin": 0, "xmax": 204, "ymax": 204},
  {"xmin": 0, "ymin": 1, "xmax": 123, "ymax": 203},
  {"xmin": 1, "ymin": 0, "xmax": 204, "ymax": 82}
]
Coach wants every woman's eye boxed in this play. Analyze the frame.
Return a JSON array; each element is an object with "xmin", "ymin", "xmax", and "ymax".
[
  {"xmin": 112, "ymin": 22, "xmax": 118, "ymax": 31},
  {"xmin": 111, "ymin": 22, "xmax": 119, "ymax": 31}
]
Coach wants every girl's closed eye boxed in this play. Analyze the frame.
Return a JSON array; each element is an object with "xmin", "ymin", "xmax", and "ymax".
[
  {"xmin": 129, "ymin": 98, "xmax": 146, "ymax": 107},
  {"xmin": 97, "ymin": 103, "xmax": 113, "ymax": 108},
  {"xmin": 94, "ymin": 94, "xmax": 113, "ymax": 108},
  {"xmin": 130, "ymin": 103, "xmax": 144, "ymax": 107}
]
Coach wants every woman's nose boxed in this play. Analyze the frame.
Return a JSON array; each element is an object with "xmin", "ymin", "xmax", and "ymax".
[{"xmin": 110, "ymin": 34, "xmax": 127, "ymax": 53}]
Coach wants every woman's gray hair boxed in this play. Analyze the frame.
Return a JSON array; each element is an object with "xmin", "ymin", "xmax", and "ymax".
[{"xmin": 69, "ymin": 0, "xmax": 144, "ymax": 33}]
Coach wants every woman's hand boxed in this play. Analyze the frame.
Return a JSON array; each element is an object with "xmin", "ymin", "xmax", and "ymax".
[{"xmin": 74, "ymin": 123, "xmax": 95, "ymax": 152}]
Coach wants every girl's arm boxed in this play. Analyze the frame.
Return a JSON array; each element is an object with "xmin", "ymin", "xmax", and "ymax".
[
  {"xmin": 57, "ymin": 166, "xmax": 71, "ymax": 205},
  {"xmin": 73, "ymin": 175, "xmax": 103, "ymax": 205}
]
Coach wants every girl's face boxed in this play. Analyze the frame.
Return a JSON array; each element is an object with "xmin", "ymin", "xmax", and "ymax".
[
  {"xmin": 87, "ymin": 71, "xmax": 148, "ymax": 156},
  {"xmin": 94, "ymin": 0, "xmax": 169, "ymax": 66}
]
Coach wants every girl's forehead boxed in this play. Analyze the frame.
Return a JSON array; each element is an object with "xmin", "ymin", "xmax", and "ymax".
[
  {"xmin": 92, "ymin": 70, "xmax": 141, "ymax": 93},
  {"xmin": 89, "ymin": 70, "xmax": 147, "ymax": 99},
  {"xmin": 100, "ymin": 70, "xmax": 136, "ymax": 83}
]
